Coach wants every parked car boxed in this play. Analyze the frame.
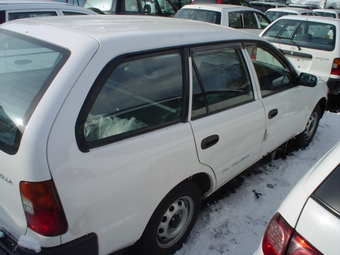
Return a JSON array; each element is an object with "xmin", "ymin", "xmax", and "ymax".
[
  {"xmin": 289, "ymin": 0, "xmax": 340, "ymax": 9},
  {"xmin": 260, "ymin": 16, "xmax": 340, "ymax": 94},
  {"xmin": 0, "ymin": 15, "xmax": 327, "ymax": 255},
  {"xmin": 254, "ymin": 141, "xmax": 340, "ymax": 255},
  {"xmin": 0, "ymin": 0, "xmax": 97, "ymax": 23},
  {"xmin": 248, "ymin": 1, "xmax": 287, "ymax": 12},
  {"xmin": 174, "ymin": 4, "xmax": 271, "ymax": 35},
  {"xmin": 314, "ymin": 8, "xmax": 340, "ymax": 19},
  {"xmin": 265, "ymin": 7, "xmax": 317, "ymax": 22},
  {"xmin": 73, "ymin": 0, "xmax": 191, "ymax": 16},
  {"xmin": 191, "ymin": 0, "xmax": 250, "ymax": 6}
]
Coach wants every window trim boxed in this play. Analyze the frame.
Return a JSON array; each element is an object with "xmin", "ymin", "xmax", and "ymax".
[{"xmin": 76, "ymin": 49, "xmax": 187, "ymax": 152}]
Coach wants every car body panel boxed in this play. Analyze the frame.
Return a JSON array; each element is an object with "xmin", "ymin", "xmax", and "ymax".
[
  {"xmin": 0, "ymin": 15, "xmax": 327, "ymax": 255},
  {"xmin": 254, "ymin": 141, "xmax": 340, "ymax": 255}
]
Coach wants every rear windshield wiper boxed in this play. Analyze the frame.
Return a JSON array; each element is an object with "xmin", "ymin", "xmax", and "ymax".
[{"xmin": 274, "ymin": 35, "xmax": 301, "ymax": 51}]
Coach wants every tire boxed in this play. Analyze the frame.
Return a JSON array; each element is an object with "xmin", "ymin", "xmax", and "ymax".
[
  {"xmin": 295, "ymin": 105, "xmax": 321, "ymax": 148},
  {"xmin": 136, "ymin": 181, "xmax": 201, "ymax": 255}
]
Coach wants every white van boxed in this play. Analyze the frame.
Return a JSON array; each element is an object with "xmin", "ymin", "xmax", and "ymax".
[
  {"xmin": 260, "ymin": 16, "xmax": 340, "ymax": 94},
  {"xmin": 0, "ymin": 15, "xmax": 327, "ymax": 255}
]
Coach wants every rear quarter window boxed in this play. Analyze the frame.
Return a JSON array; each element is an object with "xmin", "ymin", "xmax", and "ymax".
[{"xmin": 312, "ymin": 164, "xmax": 340, "ymax": 218}]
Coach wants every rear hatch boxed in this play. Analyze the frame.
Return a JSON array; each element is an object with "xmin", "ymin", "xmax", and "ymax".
[
  {"xmin": 261, "ymin": 18, "xmax": 337, "ymax": 82},
  {"xmin": 295, "ymin": 163, "xmax": 340, "ymax": 254},
  {"xmin": 0, "ymin": 28, "xmax": 70, "ymax": 253}
]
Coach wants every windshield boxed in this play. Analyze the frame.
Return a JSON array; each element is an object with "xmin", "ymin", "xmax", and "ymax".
[{"xmin": 0, "ymin": 30, "xmax": 69, "ymax": 154}]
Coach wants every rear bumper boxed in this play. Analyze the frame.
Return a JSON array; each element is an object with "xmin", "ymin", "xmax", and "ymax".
[
  {"xmin": 0, "ymin": 233, "xmax": 98, "ymax": 255},
  {"xmin": 327, "ymin": 78, "xmax": 340, "ymax": 94}
]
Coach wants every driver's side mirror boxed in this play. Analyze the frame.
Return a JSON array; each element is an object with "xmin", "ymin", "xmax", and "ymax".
[{"xmin": 298, "ymin": 73, "xmax": 317, "ymax": 87}]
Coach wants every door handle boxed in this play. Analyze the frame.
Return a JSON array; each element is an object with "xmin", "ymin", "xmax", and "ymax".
[
  {"xmin": 201, "ymin": 134, "xmax": 219, "ymax": 150},
  {"xmin": 268, "ymin": 109, "xmax": 278, "ymax": 119}
]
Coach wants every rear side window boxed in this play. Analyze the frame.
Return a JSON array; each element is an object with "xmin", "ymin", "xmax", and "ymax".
[
  {"xmin": 312, "ymin": 164, "xmax": 340, "ymax": 219},
  {"xmin": 174, "ymin": 9, "xmax": 221, "ymax": 25},
  {"xmin": 8, "ymin": 11, "xmax": 58, "ymax": 21},
  {"xmin": 262, "ymin": 20, "xmax": 336, "ymax": 51},
  {"xmin": 0, "ymin": 30, "xmax": 69, "ymax": 154},
  {"xmin": 191, "ymin": 45, "xmax": 254, "ymax": 118},
  {"xmin": 81, "ymin": 53, "xmax": 183, "ymax": 147}
]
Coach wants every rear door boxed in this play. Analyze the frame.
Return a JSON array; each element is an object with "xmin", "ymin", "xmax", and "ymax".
[{"xmin": 189, "ymin": 43, "xmax": 266, "ymax": 188}]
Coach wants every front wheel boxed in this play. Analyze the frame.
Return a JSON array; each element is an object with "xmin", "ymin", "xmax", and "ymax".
[
  {"xmin": 295, "ymin": 105, "xmax": 321, "ymax": 148},
  {"xmin": 136, "ymin": 181, "xmax": 201, "ymax": 255}
]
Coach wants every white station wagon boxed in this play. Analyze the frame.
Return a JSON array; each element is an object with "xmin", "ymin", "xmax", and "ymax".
[{"xmin": 0, "ymin": 15, "xmax": 327, "ymax": 255}]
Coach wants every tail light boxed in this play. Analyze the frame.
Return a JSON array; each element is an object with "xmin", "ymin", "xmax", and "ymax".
[
  {"xmin": 217, "ymin": 0, "xmax": 223, "ymax": 3},
  {"xmin": 331, "ymin": 58, "xmax": 340, "ymax": 75},
  {"xmin": 20, "ymin": 180, "xmax": 68, "ymax": 236},
  {"xmin": 262, "ymin": 213, "xmax": 322, "ymax": 255}
]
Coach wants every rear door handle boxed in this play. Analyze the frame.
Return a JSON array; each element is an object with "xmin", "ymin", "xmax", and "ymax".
[
  {"xmin": 268, "ymin": 109, "xmax": 278, "ymax": 119},
  {"xmin": 201, "ymin": 134, "xmax": 219, "ymax": 150}
]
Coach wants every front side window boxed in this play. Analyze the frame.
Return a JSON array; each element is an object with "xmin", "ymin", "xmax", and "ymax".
[
  {"xmin": 242, "ymin": 12, "xmax": 257, "ymax": 29},
  {"xmin": 262, "ymin": 19, "xmax": 336, "ymax": 51},
  {"xmin": 8, "ymin": 11, "xmax": 58, "ymax": 21},
  {"xmin": 246, "ymin": 45, "xmax": 293, "ymax": 97},
  {"xmin": 255, "ymin": 12, "xmax": 270, "ymax": 28},
  {"xmin": 0, "ymin": 30, "xmax": 69, "ymax": 154},
  {"xmin": 191, "ymin": 46, "xmax": 254, "ymax": 118},
  {"xmin": 81, "ymin": 53, "xmax": 183, "ymax": 146}
]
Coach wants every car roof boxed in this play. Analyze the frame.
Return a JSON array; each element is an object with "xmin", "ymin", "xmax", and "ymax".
[
  {"xmin": 0, "ymin": 15, "xmax": 263, "ymax": 49},
  {"xmin": 276, "ymin": 15, "xmax": 340, "ymax": 24},
  {"xmin": 180, "ymin": 4, "xmax": 262, "ymax": 12},
  {"xmin": 265, "ymin": 7, "xmax": 314, "ymax": 13}
]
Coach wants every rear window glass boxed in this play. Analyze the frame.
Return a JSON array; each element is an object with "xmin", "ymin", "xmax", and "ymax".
[
  {"xmin": 312, "ymin": 164, "xmax": 340, "ymax": 218},
  {"xmin": 174, "ymin": 9, "xmax": 221, "ymax": 25},
  {"xmin": 8, "ymin": 11, "xmax": 58, "ymax": 21},
  {"xmin": 0, "ymin": 30, "xmax": 69, "ymax": 154},
  {"xmin": 262, "ymin": 19, "xmax": 336, "ymax": 51}
]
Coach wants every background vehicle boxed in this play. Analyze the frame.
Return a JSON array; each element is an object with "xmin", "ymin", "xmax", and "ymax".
[
  {"xmin": 314, "ymin": 8, "xmax": 340, "ymax": 18},
  {"xmin": 260, "ymin": 16, "xmax": 340, "ymax": 94},
  {"xmin": 254, "ymin": 141, "xmax": 340, "ymax": 255},
  {"xmin": 0, "ymin": 0, "xmax": 97, "ymax": 23},
  {"xmin": 289, "ymin": 0, "xmax": 340, "ymax": 9},
  {"xmin": 249, "ymin": 1, "xmax": 287, "ymax": 12},
  {"xmin": 265, "ymin": 7, "xmax": 317, "ymax": 21},
  {"xmin": 174, "ymin": 4, "xmax": 271, "ymax": 34},
  {"xmin": 191, "ymin": 0, "xmax": 250, "ymax": 6},
  {"xmin": 0, "ymin": 15, "xmax": 327, "ymax": 255}
]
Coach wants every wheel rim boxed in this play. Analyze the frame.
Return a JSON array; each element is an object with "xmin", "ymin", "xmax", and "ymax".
[
  {"xmin": 303, "ymin": 111, "xmax": 318, "ymax": 141},
  {"xmin": 156, "ymin": 196, "xmax": 195, "ymax": 248}
]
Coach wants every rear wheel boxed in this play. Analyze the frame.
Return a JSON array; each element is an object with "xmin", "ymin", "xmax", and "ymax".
[
  {"xmin": 295, "ymin": 105, "xmax": 321, "ymax": 148},
  {"xmin": 136, "ymin": 181, "xmax": 201, "ymax": 255}
]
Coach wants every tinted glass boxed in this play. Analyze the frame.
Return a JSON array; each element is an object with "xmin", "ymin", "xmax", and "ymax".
[
  {"xmin": 191, "ymin": 46, "xmax": 254, "ymax": 118},
  {"xmin": 174, "ymin": 9, "xmax": 221, "ymax": 24},
  {"xmin": 8, "ymin": 12, "xmax": 57, "ymax": 21},
  {"xmin": 312, "ymin": 164, "xmax": 340, "ymax": 218},
  {"xmin": 0, "ymin": 30, "xmax": 69, "ymax": 154},
  {"xmin": 84, "ymin": 53, "xmax": 183, "ymax": 144}
]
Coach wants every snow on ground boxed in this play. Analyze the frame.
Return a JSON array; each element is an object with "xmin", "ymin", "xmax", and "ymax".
[{"xmin": 175, "ymin": 111, "xmax": 340, "ymax": 255}]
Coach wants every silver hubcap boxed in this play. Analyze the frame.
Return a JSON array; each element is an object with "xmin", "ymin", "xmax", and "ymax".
[
  {"xmin": 156, "ymin": 196, "xmax": 194, "ymax": 248},
  {"xmin": 303, "ymin": 111, "xmax": 318, "ymax": 141}
]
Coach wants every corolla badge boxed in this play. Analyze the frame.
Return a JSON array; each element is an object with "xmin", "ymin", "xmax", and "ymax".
[{"xmin": 0, "ymin": 173, "xmax": 13, "ymax": 185}]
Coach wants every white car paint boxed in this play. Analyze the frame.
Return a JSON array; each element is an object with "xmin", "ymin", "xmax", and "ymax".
[
  {"xmin": 0, "ymin": 15, "xmax": 327, "ymax": 255},
  {"xmin": 254, "ymin": 141, "xmax": 340, "ymax": 255}
]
